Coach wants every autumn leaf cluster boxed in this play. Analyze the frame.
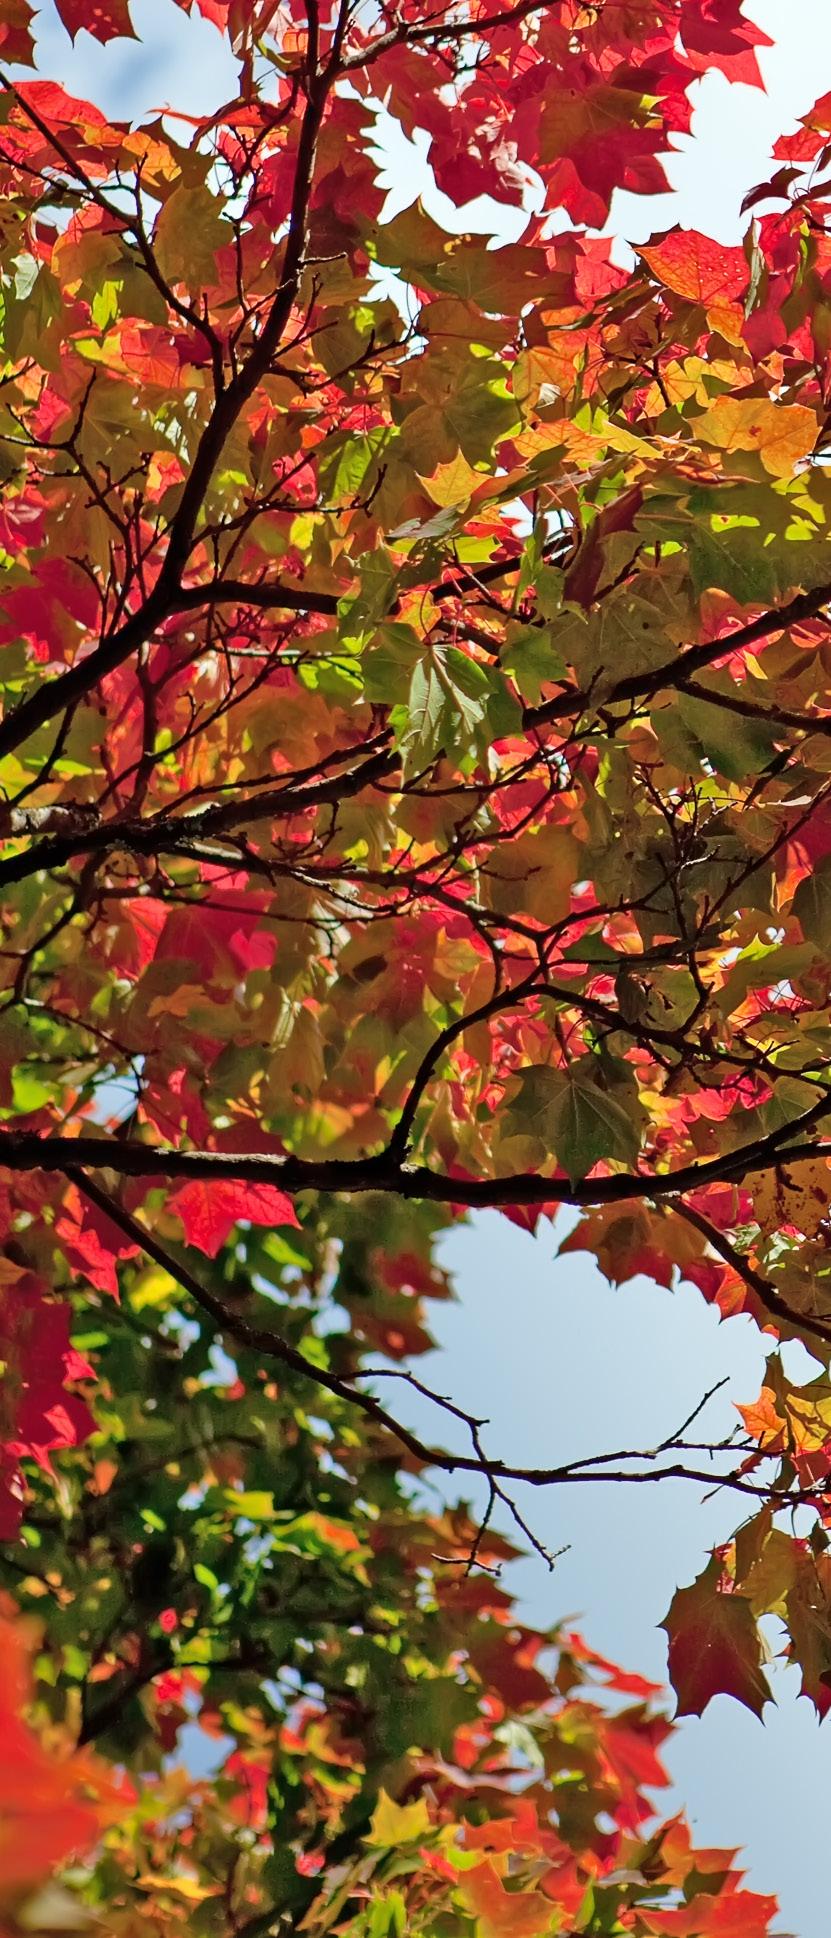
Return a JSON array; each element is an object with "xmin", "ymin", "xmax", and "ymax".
[{"xmin": 2, "ymin": 0, "xmax": 831, "ymax": 1929}]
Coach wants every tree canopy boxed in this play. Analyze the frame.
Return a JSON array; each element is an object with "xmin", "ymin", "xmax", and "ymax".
[{"xmin": 2, "ymin": 0, "xmax": 831, "ymax": 1929}]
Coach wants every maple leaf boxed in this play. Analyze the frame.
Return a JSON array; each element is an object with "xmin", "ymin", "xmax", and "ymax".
[
  {"xmin": 681, "ymin": 0, "xmax": 772, "ymax": 87},
  {"xmin": 662, "ymin": 1560, "xmax": 773, "ymax": 1719},
  {"xmin": 504, "ymin": 1061, "xmax": 642, "ymax": 1180},
  {"xmin": 169, "ymin": 1178, "xmax": 300, "ymax": 1255},
  {"xmin": 367, "ymin": 1790, "xmax": 431, "ymax": 1846},
  {"xmin": 457, "ymin": 1860, "xmax": 554, "ymax": 1938},
  {"xmin": 154, "ymin": 185, "xmax": 229, "ymax": 293},
  {"xmin": 696, "ymin": 397, "xmax": 818, "ymax": 477},
  {"xmin": 57, "ymin": 1184, "xmax": 140, "ymax": 1296},
  {"xmin": 0, "ymin": 1277, "xmax": 95, "ymax": 1537},
  {"xmin": 640, "ymin": 230, "xmax": 749, "ymax": 337},
  {"xmin": 188, "ymin": 0, "xmax": 230, "ymax": 23},
  {"xmin": 793, "ymin": 855, "xmax": 831, "ymax": 949},
  {"xmin": 748, "ymin": 1157, "xmax": 831, "ymax": 1238},
  {"xmin": 641, "ymin": 1888, "xmax": 780, "ymax": 1937},
  {"xmin": 783, "ymin": 1549, "xmax": 831, "ymax": 1715},
  {"xmin": 54, "ymin": 0, "xmax": 136, "ymax": 40},
  {"xmin": 0, "ymin": 1597, "xmax": 126, "ymax": 1903}
]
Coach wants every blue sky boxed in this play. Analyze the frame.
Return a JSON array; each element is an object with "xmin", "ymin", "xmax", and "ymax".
[{"xmin": 22, "ymin": 2, "xmax": 831, "ymax": 1930}]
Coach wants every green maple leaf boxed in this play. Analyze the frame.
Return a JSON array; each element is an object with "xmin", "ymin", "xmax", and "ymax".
[
  {"xmin": 794, "ymin": 857, "xmax": 831, "ymax": 952},
  {"xmin": 506, "ymin": 1061, "xmax": 642, "ymax": 1180},
  {"xmin": 153, "ymin": 184, "xmax": 229, "ymax": 291},
  {"xmin": 676, "ymin": 686, "xmax": 777, "ymax": 780}
]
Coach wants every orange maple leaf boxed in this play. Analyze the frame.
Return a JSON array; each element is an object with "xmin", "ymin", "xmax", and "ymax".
[{"xmin": 0, "ymin": 1597, "xmax": 127, "ymax": 1909}]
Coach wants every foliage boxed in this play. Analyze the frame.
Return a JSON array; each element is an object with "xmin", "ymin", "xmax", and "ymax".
[
  {"xmin": 0, "ymin": 1199, "xmax": 778, "ymax": 1935},
  {"xmin": 3, "ymin": 0, "xmax": 831, "ymax": 1923}
]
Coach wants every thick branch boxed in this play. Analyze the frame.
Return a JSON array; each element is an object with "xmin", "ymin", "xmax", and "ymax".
[
  {"xmin": 0, "ymin": 739, "xmax": 397, "ymax": 890},
  {"xmin": 170, "ymin": 534, "xmax": 572, "ymax": 620},
  {"xmin": 5, "ymin": 1086, "xmax": 831, "ymax": 1205},
  {"xmin": 527, "ymin": 580, "xmax": 831, "ymax": 729}
]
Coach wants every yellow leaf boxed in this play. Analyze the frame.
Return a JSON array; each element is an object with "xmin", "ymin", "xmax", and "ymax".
[
  {"xmin": 737, "ymin": 1528, "xmax": 797, "ymax": 1619},
  {"xmin": 136, "ymin": 1875, "xmax": 222, "ymax": 1901},
  {"xmin": 749, "ymin": 1157, "xmax": 831, "ymax": 1237},
  {"xmin": 367, "ymin": 1789, "xmax": 431, "ymax": 1847},
  {"xmin": 486, "ymin": 823, "xmax": 581, "ymax": 923},
  {"xmin": 130, "ymin": 1265, "xmax": 177, "ymax": 1313},
  {"xmin": 697, "ymin": 397, "xmax": 817, "ymax": 477},
  {"xmin": 418, "ymin": 451, "xmax": 483, "ymax": 508},
  {"xmin": 512, "ymin": 345, "xmax": 565, "ymax": 413},
  {"xmin": 784, "ymin": 1384, "xmax": 831, "ymax": 1452},
  {"xmin": 153, "ymin": 184, "xmax": 228, "ymax": 291},
  {"xmin": 224, "ymin": 1489, "xmax": 275, "ymax": 1521},
  {"xmin": 147, "ymin": 981, "xmax": 208, "ymax": 1020}
]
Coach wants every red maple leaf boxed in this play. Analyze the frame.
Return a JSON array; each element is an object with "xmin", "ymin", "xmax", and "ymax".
[{"xmin": 169, "ymin": 1176, "xmax": 300, "ymax": 1255}]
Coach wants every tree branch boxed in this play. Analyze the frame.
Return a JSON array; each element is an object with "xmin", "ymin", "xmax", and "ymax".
[
  {"xmin": 74, "ymin": 1172, "xmax": 823, "ymax": 1524},
  {"xmin": 4, "ymin": 1083, "xmax": 829, "ymax": 1207},
  {"xmin": 676, "ymin": 1200, "xmax": 831, "ymax": 1349},
  {"xmin": 342, "ymin": 0, "xmax": 556, "ymax": 69},
  {"xmin": 526, "ymin": 580, "xmax": 831, "ymax": 728},
  {"xmin": 0, "ymin": 37, "xmax": 334, "ymax": 759},
  {"xmin": 0, "ymin": 739, "xmax": 398, "ymax": 889}
]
